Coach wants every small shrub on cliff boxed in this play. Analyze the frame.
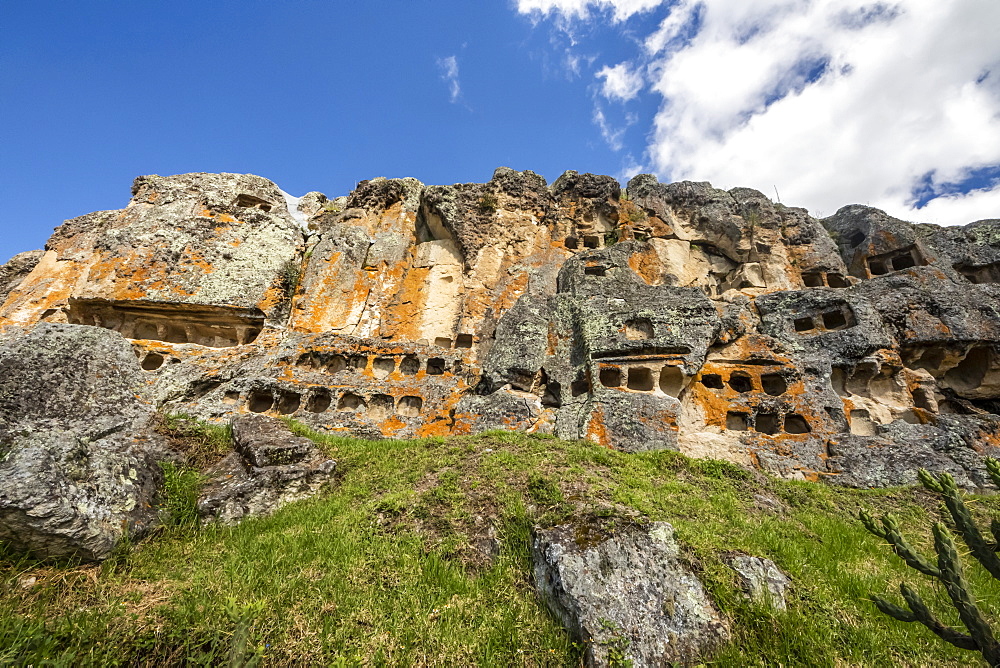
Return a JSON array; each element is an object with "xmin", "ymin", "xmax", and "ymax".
[
  {"xmin": 627, "ymin": 207, "xmax": 648, "ymax": 224},
  {"xmin": 477, "ymin": 192, "xmax": 499, "ymax": 214},
  {"xmin": 280, "ymin": 258, "xmax": 302, "ymax": 302}
]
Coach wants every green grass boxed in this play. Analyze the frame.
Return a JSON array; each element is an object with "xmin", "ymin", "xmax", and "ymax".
[
  {"xmin": 156, "ymin": 413, "xmax": 232, "ymax": 470},
  {"xmin": 158, "ymin": 461, "xmax": 203, "ymax": 530},
  {"xmin": 2, "ymin": 426, "xmax": 998, "ymax": 666}
]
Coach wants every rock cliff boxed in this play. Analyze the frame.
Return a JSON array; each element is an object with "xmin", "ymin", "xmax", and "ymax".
[{"xmin": 3, "ymin": 169, "xmax": 1000, "ymax": 488}]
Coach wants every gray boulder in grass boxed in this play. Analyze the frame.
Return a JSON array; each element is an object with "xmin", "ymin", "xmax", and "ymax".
[
  {"xmin": 197, "ymin": 414, "xmax": 336, "ymax": 524},
  {"xmin": 0, "ymin": 323, "xmax": 169, "ymax": 560},
  {"xmin": 532, "ymin": 521, "xmax": 729, "ymax": 667},
  {"xmin": 727, "ymin": 554, "xmax": 792, "ymax": 610}
]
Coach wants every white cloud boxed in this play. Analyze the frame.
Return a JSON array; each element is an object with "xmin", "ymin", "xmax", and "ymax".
[
  {"xmin": 437, "ymin": 55, "xmax": 461, "ymax": 103},
  {"xmin": 518, "ymin": 0, "xmax": 1000, "ymax": 225},
  {"xmin": 617, "ymin": 155, "xmax": 647, "ymax": 182},
  {"xmin": 594, "ymin": 107, "xmax": 640, "ymax": 151},
  {"xmin": 594, "ymin": 106, "xmax": 627, "ymax": 150},
  {"xmin": 517, "ymin": 0, "xmax": 667, "ymax": 22},
  {"xmin": 905, "ymin": 186, "xmax": 1000, "ymax": 226},
  {"xmin": 596, "ymin": 62, "xmax": 645, "ymax": 101}
]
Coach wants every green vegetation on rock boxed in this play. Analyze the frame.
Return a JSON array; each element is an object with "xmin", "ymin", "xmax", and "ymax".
[{"xmin": 2, "ymin": 428, "xmax": 999, "ymax": 665}]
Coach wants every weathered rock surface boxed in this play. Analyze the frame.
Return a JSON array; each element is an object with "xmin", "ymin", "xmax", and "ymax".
[
  {"xmin": 1, "ymin": 169, "xmax": 999, "ymax": 488},
  {"xmin": 0, "ymin": 250, "xmax": 43, "ymax": 305},
  {"xmin": 0, "ymin": 324, "xmax": 168, "ymax": 560},
  {"xmin": 197, "ymin": 414, "xmax": 335, "ymax": 524},
  {"xmin": 727, "ymin": 555, "xmax": 792, "ymax": 610},
  {"xmin": 533, "ymin": 522, "xmax": 729, "ymax": 667}
]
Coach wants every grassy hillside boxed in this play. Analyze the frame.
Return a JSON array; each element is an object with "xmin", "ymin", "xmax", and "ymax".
[{"xmin": 2, "ymin": 424, "xmax": 997, "ymax": 666}]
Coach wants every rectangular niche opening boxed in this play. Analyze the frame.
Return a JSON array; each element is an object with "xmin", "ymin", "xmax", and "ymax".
[
  {"xmin": 627, "ymin": 367, "xmax": 654, "ymax": 391},
  {"xmin": 276, "ymin": 391, "xmax": 300, "ymax": 415},
  {"xmin": 783, "ymin": 414, "xmax": 811, "ymax": 434},
  {"xmin": 399, "ymin": 355, "xmax": 420, "ymax": 375},
  {"xmin": 793, "ymin": 316, "xmax": 815, "ymax": 332},
  {"xmin": 726, "ymin": 412, "xmax": 749, "ymax": 431},
  {"xmin": 827, "ymin": 273, "xmax": 850, "ymax": 288},
  {"xmin": 868, "ymin": 259, "xmax": 888, "ymax": 276},
  {"xmin": 760, "ymin": 373, "xmax": 787, "ymax": 396},
  {"xmin": 297, "ymin": 353, "xmax": 321, "ymax": 370},
  {"xmin": 625, "ymin": 318, "xmax": 654, "ymax": 340},
  {"xmin": 583, "ymin": 235, "xmax": 601, "ymax": 249},
  {"xmin": 822, "ymin": 309, "xmax": 849, "ymax": 330},
  {"xmin": 700, "ymin": 374, "xmax": 724, "ymax": 389},
  {"xmin": 337, "ymin": 392, "xmax": 366, "ymax": 413},
  {"xmin": 866, "ymin": 246, "xmax": 925, "ymax": 278},
  {"xmin": 956, "ymin": 262, "xmax": 1000, "ymax": 284},
  {"xmin": 455, "ymin": 334, "xmax": 474, "ymax": 349},
  {"xmin": 584, "ymin": 266, "xmax": 607, "ymax": 276},
  {"xmin": 571, "ymin": 379, "xmax": 591, "ymax": 397},
  {"xmin": 236, "ymin": 194, "xmax": 273, "ymax": 211},
  {"xmin": 426, "ymin": 358, "xmax": 446, "ymax": 375},
  {"xmin": 326, "ymin": 355, "xmax": 348, "ymax": 373},
  {"xmin": 368, "ymin": 394, "xmax": 395, "ymax": 420},
  {"xmin": 755, "ymin": 413, "xmax": 780, "ymax": 435},
  {"xmin": 727, "ymin": 372, "xmax": 754, "ymax": 393},
  {"xmin": 802, "ymin": 272, "xmax": 824, "ymax": 287},
  {"xmin": 306, "ymin": 389, "xmax": 332, "ymax": 413},
  {"xmin": 659, "ymin": 366, "xmax": 684, "ymax": 397},
  {"xmin": 434, "ymin": 337, "xmax": 453, "ymax": 349},
  {"xmin": 397, "ymin": 395, "xmax": 423, "ymax": 417},
  {"xmin": 599, "ymin": 366, "xmax": 622, "ymax": 388},
  {"xmin": 248, "ymin": 389, "xmax": 274, "ymax": 413},
  {"xmin": 372, "ymin": 357, "xmax": 396, "ymax": 379},
  {"xmin": 891, "ymin": 254, "xmax": 917, "ymax": 271}
]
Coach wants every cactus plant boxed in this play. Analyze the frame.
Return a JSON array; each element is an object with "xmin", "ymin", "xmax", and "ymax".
[{"xmin": 860, "ymin": 460, "xmax": 1000, "ymax": 666}]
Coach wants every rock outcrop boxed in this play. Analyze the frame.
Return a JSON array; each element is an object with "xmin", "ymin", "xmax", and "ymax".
[
  {"xmin": 198, "ymin": 414, "xmax": 336, "ymax": 524},
  {"xmin": 0, "ymin": 250, "xmax": 43, "ymax": 305},
  {"xmin": 532, "ymin": 522, "xmax": 729, "ymax": 666},
  {"xmin": 727, "ymin": 554, "xmax": 792, "ymax": 610},
  {"xmin": 0, "ymin": 324, "xmax": 168, "ymax": 560},
  {"xmin": 1, "ymin": 169, "xmax": 999, "ymax": 487}
]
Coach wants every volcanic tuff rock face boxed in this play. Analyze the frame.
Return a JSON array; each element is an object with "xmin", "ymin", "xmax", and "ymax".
[{"xmin": 3, "ymin": 169, "xmax": 1000, "ymax": 487}]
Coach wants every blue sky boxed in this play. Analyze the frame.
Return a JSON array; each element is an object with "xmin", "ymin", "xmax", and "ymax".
[
  {"xmin": 0, "ymin": 1, "xmax": 643, "ymax": 262},
  {"xmin": 2, "ymin": 0, "xmax": 999, "ymax": 264}
]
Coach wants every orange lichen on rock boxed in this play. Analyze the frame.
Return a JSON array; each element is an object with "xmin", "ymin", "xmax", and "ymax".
[
  {"xmin": 627, "ymin": 246, "xmax": 665, "ymax": 286},
  {"xmin": 585, "ymin": 406, "xmax": 611, "ymax": 448},
  {"xmin": 4, "ymin": 168, "xmax": 999, "ymax": 488}
]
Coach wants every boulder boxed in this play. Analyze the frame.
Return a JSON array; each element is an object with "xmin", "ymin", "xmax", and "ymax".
[
  {"xmin": 532, "ymin": 521, "xmax": 729, "ymax": 667},
  {"xmin": 197, "ymin": 414, "xmax": 336, "ymax": 524},
  {"xmin": 0, "ymin": 324, "xmax": 169, "ymax": 560},
  {"xmin": 727, "ymin": 555, "xmax": 792, "ymax": 610}
]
